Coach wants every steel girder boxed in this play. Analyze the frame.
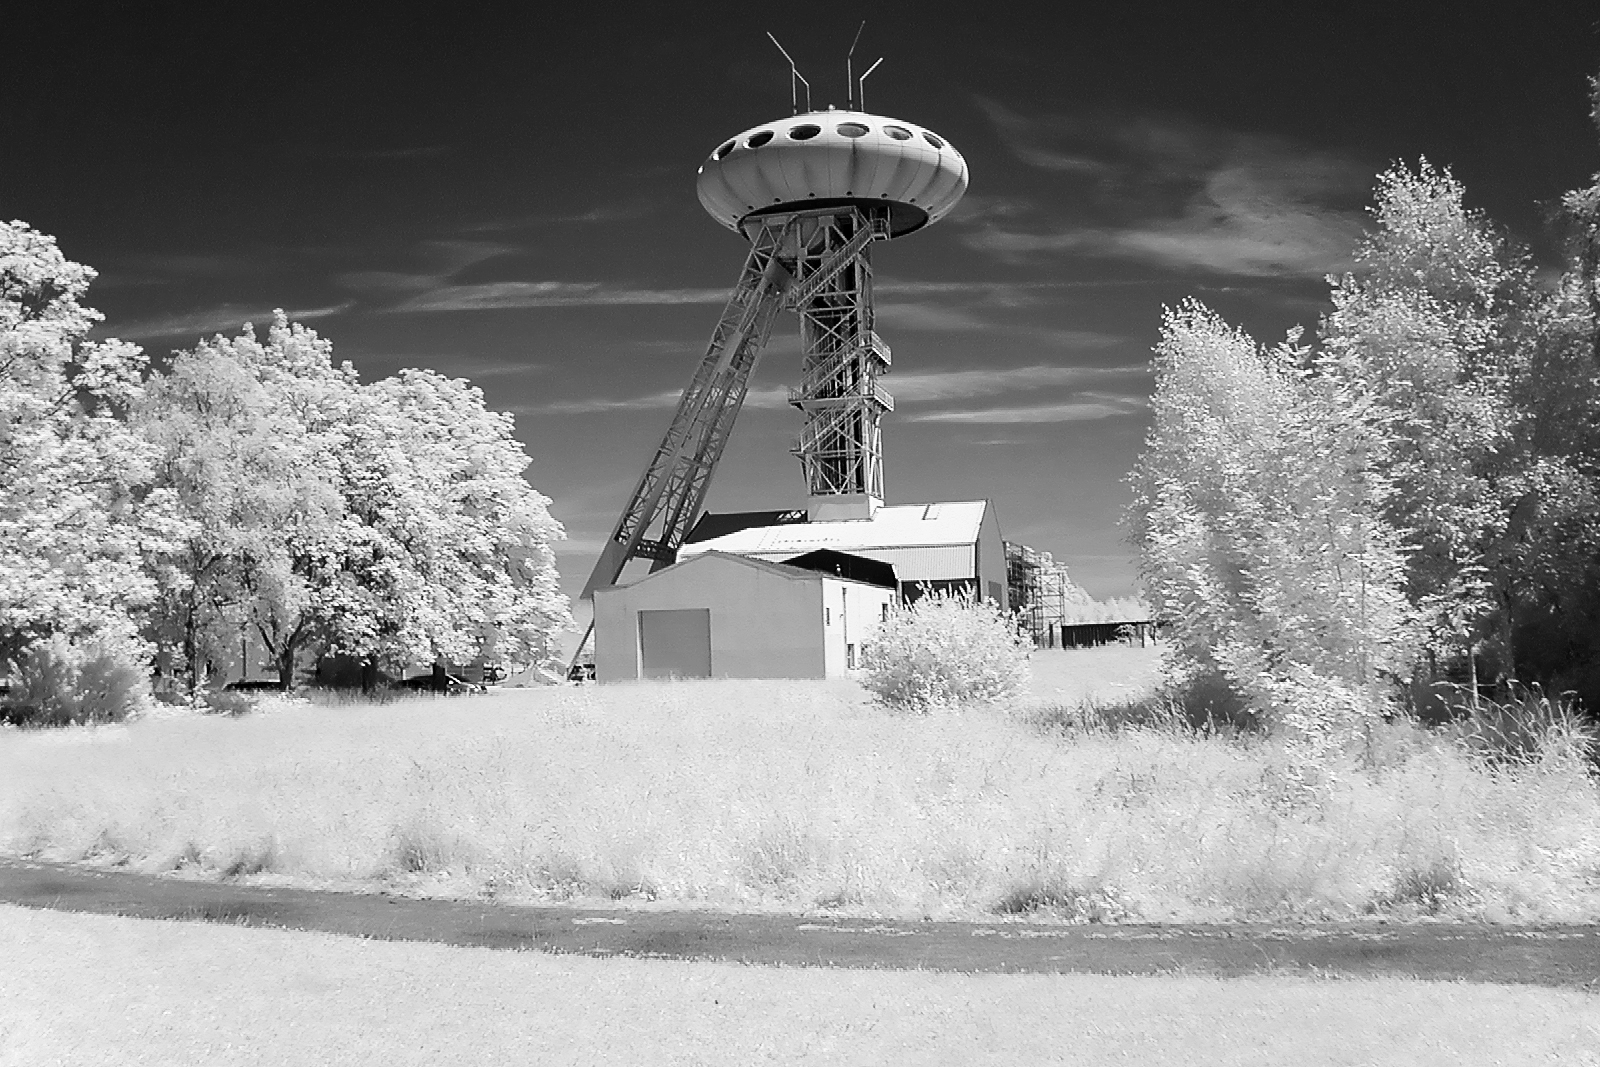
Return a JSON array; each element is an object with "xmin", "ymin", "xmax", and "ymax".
[
  {"xmin": 787, "ymin": 209, "xmax": 892, "ymax": 500},
  {"xmin": 579, "ymin": 207, "xmax": 890, "ymax": 603}
]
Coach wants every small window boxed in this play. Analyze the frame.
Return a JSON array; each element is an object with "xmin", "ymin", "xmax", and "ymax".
[
  {"xmin": 881, "ymin": 603, "xmax": 890, "ymax": 623},
  {"xmin": 836, "ymin": 122, "xmax": 869, "ymax": 138},
  {"xmin": 789, "ymin": 124, "xmax": 822, "ymax": 140},
  {"xmin": 826, "ymin": 607, "xmax": 832, "ymax": 625},
  {"xmin": 847, "ymin": 643, "xmax": 857, "ymax": 669},
  {"xmin": 883, "ymin": 125, "xmax": 912, "ymax": 140},
  {"xmin": 747, "ymin": 130, "xmax": 774, "ymax": 148},
  {"xmin": 923, "ymin": 132, "xmax": 945, "ymax": 150},
  {"xmin": 715, "ymin": 140, "xmax": 737, "ymax": 160}
]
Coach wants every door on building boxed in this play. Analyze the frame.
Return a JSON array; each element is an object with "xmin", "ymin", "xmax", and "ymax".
[{"xmin": 637, "ymin": 608, "xmax": 712, "ymax": 679}]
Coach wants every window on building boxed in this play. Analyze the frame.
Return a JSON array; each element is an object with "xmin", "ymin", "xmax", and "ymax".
[
  {"xmin": 881, "ymin": 603, "xmax": 890, "ymax": 623},
  {"xmin": 826, "ymin": 607, "xmax": 832, "ymax": 625},
  {"xmin": 847, "ymin": 643, "xmax": 857, "ymax": 668}
]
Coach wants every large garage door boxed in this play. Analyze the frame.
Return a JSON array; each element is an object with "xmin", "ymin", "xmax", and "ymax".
[{"xmin": 638, "ymin": 608, "xmax": 711, "ymax": 679}]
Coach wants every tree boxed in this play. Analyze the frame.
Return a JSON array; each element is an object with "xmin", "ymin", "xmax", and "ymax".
[
  {"xmin": 136, "ymin": 320, "xmax": 345, "ymax": 693},
  {"xmin": 1319, "ymin": 161, "xmax": 1532, "ymax": 675},
  {"xmin": 1562, "ymin": 73, "xmax": 1600, "ymax": 359},
  {"xmin": 142, "ymin": 314, "xmax": 570, "ymax": 690},
  {"xmin": 326, "ymin": 369, "xmax": 570, "ymax": 677},
  {"xmin": 1129, "ymin": 301, "xmax": 1416, "ymax": 744},
  {"xmin": 0, "ymin": 221, "xmax": 187, "ymax": 712}
]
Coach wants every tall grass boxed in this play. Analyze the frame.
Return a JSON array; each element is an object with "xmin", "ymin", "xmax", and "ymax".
[{"xmin": 2, "ymin": 650, "xmax": 1597, "ymax": 923}]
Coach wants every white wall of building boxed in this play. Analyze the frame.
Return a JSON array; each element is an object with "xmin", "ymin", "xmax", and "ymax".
[
  {"xmin": 820, "ymin": 578, "xmax": 897, "ymax": 675},
  {"xmin": 593, "ymin": 552, "xmax": 895, "ymax": 682},
  {"xmin": 976, "ymin": 503, "xmax": 1008, "ymax": 611}
]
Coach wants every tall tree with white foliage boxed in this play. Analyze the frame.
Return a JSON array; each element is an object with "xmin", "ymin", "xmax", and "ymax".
[
  {"xmin": 328, "ymin": 368, "xmax": 570, "ymax": 676},
  {"xmin": 138, "ymin": 313, "xmax": 572, "ymax": 690},
  {"xmin": 0, "ymin": 220, "xmax": 186, "ymax": 716},
  {"xmin": 1319, "ymin": 161, "xmax": 1532, "ymax": 672},
  {"xmin": 136, "ymin": 318, "xmax": 347, "ymax": 693},
  {"xmin": 1130, "ymin": 301, "xmax": 1416, "ymax": 746}
]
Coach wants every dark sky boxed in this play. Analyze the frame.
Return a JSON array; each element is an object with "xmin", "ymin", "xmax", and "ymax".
[{"xmin": 6, "ymin": 2, "xmax": 1599, "ymax": 612}]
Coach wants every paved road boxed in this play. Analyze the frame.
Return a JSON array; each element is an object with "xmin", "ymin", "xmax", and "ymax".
[{"xmin": 3, "ymin": 858, "xmax": 1597, "ymax": 988}]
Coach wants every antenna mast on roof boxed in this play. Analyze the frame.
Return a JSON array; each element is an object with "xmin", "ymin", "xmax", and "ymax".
[
  {"xmin": 767, "ymin": 32, "xmax": 811, "ymax": 114},
  {"xmin": 858, "ymin": 56, "xmax": 884, "ymax": 113},
  {"xmin": 845, "ymin": 21, "xmax": 865, "ymax": 110}
]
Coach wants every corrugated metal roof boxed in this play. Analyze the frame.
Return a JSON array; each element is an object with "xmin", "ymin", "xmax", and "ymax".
[{"xmin": 679, "ymin": 501, "xmax": 989, "ymax": 563}]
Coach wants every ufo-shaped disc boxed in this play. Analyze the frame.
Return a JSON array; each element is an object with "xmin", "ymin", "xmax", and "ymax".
[{"xmin": 696, "ymin": 109, "xmax": 968, "ymax": 239}]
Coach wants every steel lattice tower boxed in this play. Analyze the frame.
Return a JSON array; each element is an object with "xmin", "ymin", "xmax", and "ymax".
[{"xmin": 578, "ymin": 106, "xmax": 967, "ymax": 611}]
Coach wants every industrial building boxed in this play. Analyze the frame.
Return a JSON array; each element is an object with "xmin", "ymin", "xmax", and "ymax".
[
  {"xmin": 592, "ymin": 550, "xmax": 897, "ymax": 681},
  {"xmin": 680, "ymin": 500, "xmax": 1007, "ymax": 609},
  {"xmin": 577, "ymin": 72, "xmax": 1007, "ymax": 682}
]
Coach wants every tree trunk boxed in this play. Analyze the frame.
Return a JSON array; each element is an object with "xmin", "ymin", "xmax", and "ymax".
[
  {"xmin": 183, "ymin": 613, "xmax": 199, "ymax": 699},
  {"xmin": 361, "ymin": 657, "xmax": 378, "ymax": 695},
  {"xmin": 1468, "ymin": 646, "xmax": 1480, "ymax": 712},
  {"xmin": 277, "ymin": 643, "xmax": 296, "ymax": 691},
  {"xmin": 432, "ymin": 661, "xmax": 448, "ymax": 693}
]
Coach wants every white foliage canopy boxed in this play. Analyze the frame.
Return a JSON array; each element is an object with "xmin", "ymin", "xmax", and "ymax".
[
  {"xmin": 0, "ymin": 220, "xmax": 186, "ymax": 669},
  {"xmin": 1129, "ymin": 300, "xmax": 1417, "ymax": 738}
]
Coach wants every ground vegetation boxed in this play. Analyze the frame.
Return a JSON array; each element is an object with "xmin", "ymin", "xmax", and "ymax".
[{"xmin": 3, "ymin": 650, "xmax": 1596, "ymax": 925}]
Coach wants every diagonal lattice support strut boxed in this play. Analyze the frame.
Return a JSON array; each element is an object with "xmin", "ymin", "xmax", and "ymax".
[
  {"xmin": 579, "ymin": 219, "xmax": 796, "ymax": 600},
  {"xmin": 579, "ymin": 206, "xmax": 892, "ymax": 609}
]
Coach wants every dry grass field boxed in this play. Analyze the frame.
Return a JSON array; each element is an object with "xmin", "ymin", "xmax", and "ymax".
[
  {"xmin": 2, "ymin": 646, "xmax": 1598, "ymax": 923},
  {"xmin": 5, "ymin": 904, "xmax": 1598, "ymax": 1067}
]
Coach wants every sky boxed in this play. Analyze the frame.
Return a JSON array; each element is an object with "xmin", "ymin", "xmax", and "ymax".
[{"xmin": 5, "ymin": 2, "xmax": 1599, "ymax": 616}]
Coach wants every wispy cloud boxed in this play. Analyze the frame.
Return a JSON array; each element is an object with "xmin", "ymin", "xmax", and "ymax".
[
  {"xmin": 965, "ymin": 99, "xmax": 1370, "ymax": 278},
  {"xmin": 906, "ymin": 391, "xmax": 1149, "ymax": 424},
  {"xmin": 108, "ymin": 302, "xmax": 353, "ymax": 342},
  {"xmin": 388, "ymin": 281, "xmax": 732, "ymax": 313},
  {"xmin": 873, "ymin": 278, "xmax": 1159, "ymax": 297},
  {"xmin": 91, "ymin": 252, "xmax": 264, "ymax": 289},
  {"xmin": 890, "ymin": 365, "xmax": 1141, "ymax": 403},
  {"xmin": 522, "ymin": 365, "xmax": 1144, "ymax": 418},
  {"xmin": 964, "ymin": 168, "xmax": 1363, "ymax": 277},
  {"xmin": 350, "ymin": 354, "xmax": 545, "ymax": 380},
  {"xmin": 519, "ymin": 385, "xmax": 791, "ymax": 417},
  {"xmin": 874, "ymin": 303, "xmax": 995, "ymax": 332},
  {"xmin": 874, "ymin": 301, "xmax": 1125, "ymax": 348},
  {"xmin": 462, "ymin": 198, "xmax": 663, "ymax": 232},
  {"xmin": 945, "ymin": 193, "xmax": 1041, "ymax": 224}
]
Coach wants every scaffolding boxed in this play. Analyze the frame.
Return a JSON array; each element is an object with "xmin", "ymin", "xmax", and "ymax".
[
  {"xmin": 1005, "ymin": 541, "xmax": 1159, "ymax": 648},
  {"xmin": 1004, "ymin": 541, "xmax": 1074, "ymax": 647}
]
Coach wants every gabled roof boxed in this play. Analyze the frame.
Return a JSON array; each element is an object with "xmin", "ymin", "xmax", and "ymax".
[
  {"xmin": 679, "ymin": 501, "xmax": 989, "ymax": 559},
  {"xmin": 596, "ymin": 549, "xmax": 891, "ymax": 594}
]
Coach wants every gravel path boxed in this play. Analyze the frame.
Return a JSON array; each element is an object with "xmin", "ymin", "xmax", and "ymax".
[{"xmin": 3, "ymin": 858, "xmax": 1597, "ymax": 988}]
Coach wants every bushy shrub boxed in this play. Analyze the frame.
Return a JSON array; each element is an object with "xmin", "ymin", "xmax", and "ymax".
[
  {"xmin": 1445, "ymin": 683, "xmax": 1598, "ymax": 767},
  {"xmin": 1027, "ymin": 671, "xmax": 1264, "ymax": 739},
  {"xmin": 200, "ymin": 689, "xmax": 258, "ymax": 717},
  {"xmin": 0, "ymin": 631, "xmax": 152, "ymax": 726},
  {"xmin": 860, "ymin": 593, "xmax": 1029, "ymax": 711}
]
